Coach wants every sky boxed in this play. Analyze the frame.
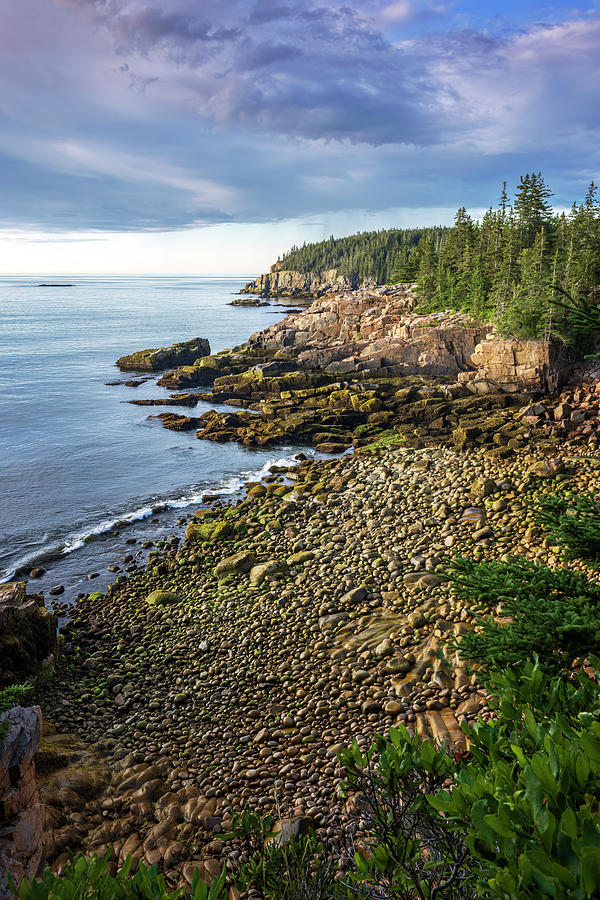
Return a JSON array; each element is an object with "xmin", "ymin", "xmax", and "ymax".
[{"xmin": 0, "ymin": 0, "xmax": 599, "ymax": 274}]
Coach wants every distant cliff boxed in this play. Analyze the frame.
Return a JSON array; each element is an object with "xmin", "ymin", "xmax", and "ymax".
[{"xmin": 240, "ymin": 267, "xmax": 358, "ymax": 298}]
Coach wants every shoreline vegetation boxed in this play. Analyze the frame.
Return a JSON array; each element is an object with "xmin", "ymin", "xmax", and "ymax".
[{"xmin": 3, "ymin": 176, "xmax": 600, "ymax": 897}]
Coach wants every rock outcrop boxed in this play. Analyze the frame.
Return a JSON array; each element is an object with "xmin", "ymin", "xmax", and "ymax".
[
  {"xmin": 240, "ymin": 268, "xmax": 354, "ymax": 298},
  {"xmin": 116, "ymin": 338, "xmax": 211, "ymax": 372},
  {"xmin": 245, "ymin": 283, "xmax": 569, "ymax": 392},
  {"xmin": 0, "ymin": 584, "xmax": 57, "ymax": 687},
  {"xmin": 463, "ymin": 336, "xmax": 570, "ymax": 394},
  {"xmin": 514, "ymin": 364, "xmax": 600, "ymax": 445},
  {"xmin": 0, "ymin": 706, "xmax": 44, "ymax": 898},
  {"xmin": 246, "ymin": 284, "xmax": 488, "ymax": 377}
]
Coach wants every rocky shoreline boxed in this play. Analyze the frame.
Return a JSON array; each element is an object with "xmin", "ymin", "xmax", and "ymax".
[
  {"xmin": 23, "ymin": 440, "xmax": 600, "ymax": 891},
  {"xmin": 3, "ymin": 280, "xmax": 600, "ymax": 892}
]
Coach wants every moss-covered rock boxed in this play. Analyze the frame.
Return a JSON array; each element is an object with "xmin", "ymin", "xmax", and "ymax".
[
  {"xmin": 287, "ymin": 550, "xmax": 315, "ymax": 566},
  {"xmin": 146, "ymin": 590, "xmax": 180, "ymax": 607},
  {"xmin": 185, "ymin": 519, "xmax": 233, "ymax": 543},
  {"xmin": 116, "ymin": 338, "xmax": 210, "ymax": 372},
  {"xmin": 0, "ymin": 583, "xmax": 58, "ymax": 685},
  {"xmin": 214, "ymin": 550, "xmax": 257, "ymax": 576},
  {"xmin": 249, "ymin": 560, "xmax": 288, "ymax": 586}
]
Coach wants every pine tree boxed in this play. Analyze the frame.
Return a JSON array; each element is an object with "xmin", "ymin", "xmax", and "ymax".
[{"xmin": 275, "ymin": 173, "xmax": 599, "ymax": 343}]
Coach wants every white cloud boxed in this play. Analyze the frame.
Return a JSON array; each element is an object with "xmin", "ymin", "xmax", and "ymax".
[
  {"xmin": 381, "ymin": 2, "xmax": 414, "ymax": 22},
  {"xmin": 0, "ymin": 0, "xmax": 597, "ymax": 239}
]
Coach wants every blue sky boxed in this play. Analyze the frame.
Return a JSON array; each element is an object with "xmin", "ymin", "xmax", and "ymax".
[{"xmin": 1, "ymin": 0, "xmax": 599, "ymax": 273}]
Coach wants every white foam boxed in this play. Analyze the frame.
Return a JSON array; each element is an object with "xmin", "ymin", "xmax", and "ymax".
[
  {"xmin": 244, "ymin": 450, "xmax": 312, "ymax": 481},
  {"xmin": 1, "ymin": 447, "xmax": 320, "ymax": 583},
  {"xmin": 61, "ymin": 505, "xmax": 156, "ymax": 553}
]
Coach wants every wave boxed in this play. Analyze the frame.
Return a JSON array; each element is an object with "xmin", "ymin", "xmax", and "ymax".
[{"xmin": 0, "ymin": 447, "xmax": 313, "ymax": 583}]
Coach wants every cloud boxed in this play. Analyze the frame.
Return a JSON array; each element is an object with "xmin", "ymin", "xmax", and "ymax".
[
  {"xmin": 56, "ymin": 0, "xmax": 438, "ymax": 145},
  {"xmin": 428, "ymin": 18, "xmax": 600, "ymax": 153},
  {"xmin": 380, "ymin": 2, "xmax": 414, "ymax": 22},
  {"xmin": 0, "ymin": 0, "xmax": 597, "ymax": 235}
]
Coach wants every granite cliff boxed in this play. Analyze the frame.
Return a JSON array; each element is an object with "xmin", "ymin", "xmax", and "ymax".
[
  {"xmin": 246, "ymin": 282, "xmax": 569, "ymax": 393},
  {"xmin": 0, "ymin": 706, "xmax": 44, "ymax": 898},
  {"xmin": 240, "ymin": 266, "xmax": 355, "ymax": 298},
  {"xmin": 142, "ymin": 282, "xmax": 573, "ymax": 455}
]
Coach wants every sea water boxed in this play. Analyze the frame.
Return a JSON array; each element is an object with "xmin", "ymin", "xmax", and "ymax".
[{"xmin": 0, "ymin": 275, "xmax": 307, "ymax": 602}]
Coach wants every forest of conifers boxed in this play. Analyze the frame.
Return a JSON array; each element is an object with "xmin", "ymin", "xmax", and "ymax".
[{"xmin": 277, "ymin": 173, "xmax": 600, "ymax": 340}]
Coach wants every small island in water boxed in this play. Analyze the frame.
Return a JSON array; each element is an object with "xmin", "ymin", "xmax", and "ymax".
[{"xmin": 3, "ymin": 174, "xmax": 600, "ymax": 898}]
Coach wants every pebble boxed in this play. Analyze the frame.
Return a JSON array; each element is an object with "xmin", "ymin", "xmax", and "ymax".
[{"xmin": 35, "ymin": 440, "xmax": 592, "ymax": 890}]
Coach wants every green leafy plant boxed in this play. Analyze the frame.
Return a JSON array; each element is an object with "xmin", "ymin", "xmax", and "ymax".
[
  {"xmin": 13, "ymin": 853, "xmax": 227, "ymax": 899},
  {"xmin": 339, "ymin": 729, "xmax": 476, "ymax": 899},
  {"xmin": 222, "ymin": 804, "xmax": 337, "ymax": 899},
  {"xmin": 430, "ymin": 660, "xmax": 600, "ymax": 899},
  {"xmin": 536, "ymin": 493, "xmax": 600, "ymax": 563},
  {"xmin": 220, "ymin": 802, "xmax": 274, "ymax": 858},
  {"xmin": 338, "ymin": 661, "xmax": 600, "ymax": 899},
  {"xmin": 443, "ymin": 556, "xmax": 600, "ymax": 677}
]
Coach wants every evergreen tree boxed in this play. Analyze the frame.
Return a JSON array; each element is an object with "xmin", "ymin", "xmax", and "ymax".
[{"xmin": 274, "ymin": 173, "xmax": 600, "ymax": 342}]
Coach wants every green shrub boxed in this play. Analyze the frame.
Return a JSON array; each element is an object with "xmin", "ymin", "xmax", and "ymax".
[
  {"xmin": 340, "ymin": 728, "xmax": 475, "ymax": 898},
  {"xmin": 536, "ymin": 493, "xmax": 600, "ymax": 563},
  {"xmin": 431, "ymin": 661, "xmax": 600, "ymax": 899},
  {"xmin": 13, "ymin": 853, "xmax": 227, "ymax": 899},
  {"xmin": 221, "ymin": 805, "xmax": 337, "ymax": 899},
  {"xmin": 340, "ymin": 660, "xmax": 600, "ymax": 899},
  {"xmin": 443, "ymin": 556, "xmax": 600, "ymax": 677}
]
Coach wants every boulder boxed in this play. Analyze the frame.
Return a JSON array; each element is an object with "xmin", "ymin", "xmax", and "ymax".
[
  {"xmin": 340, "ymin": 586, "xmax": 367, "ymax": 604},
  {"xmin": 145, "ymin": 590, "xmax": 180, "ymax": 607},
  {"xmin": 249, "ymin": 561, "xmax": 287, "ymax": 586},
  {"xmin": 470, "ymin": 477, "xmax": 496, "ymax": 499},
  {"xmin": 266, "ymin": 816, "xmax": 314, "ymax": 847},
  {"xmin": 385, "ymin": 656, "xmax": 414, "ymax": 675},
  {"xmin": 470, "ymin": 336, "xmax": 570, "ymax": 393},
  {"xmin": 116, "ymin": 338, "xmax": 211, "ymax": 372},
  {"xmin": 286, "ymin": 550, "xmax": 315, "ymax": 566},
  {"xmin": 185, "ymin": 520, "xmax": 233, "ymax": 543},
  {"xmin": 0, "ymin": 584, "xmax": 57, "ymax": 685},
  {"xmin": 315, "ymin": 442, "xmax": 349, "ymax": 454},
  {"xmin": 214, "ymin": 551, "xmax": 256, "ymax": 576}
]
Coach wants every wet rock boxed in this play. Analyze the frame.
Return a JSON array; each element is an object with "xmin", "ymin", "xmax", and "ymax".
[
  {"xmin": 214, "ymin": 551, "xmax": 256, "ymax": 577},
  {"xmin": 0, "ymin": 583, "xmax": 57, "ymax": 683},
  {"xmin": 146, "ymin": 590, "xmax": 180, "ymax": 607},
  {"xmin": 117, "ymin": 338, "xmax": 211, "ymax": 373},
  {"xmin": 249, "ymin": 561, "xmax": 287, "ymax": 586}
]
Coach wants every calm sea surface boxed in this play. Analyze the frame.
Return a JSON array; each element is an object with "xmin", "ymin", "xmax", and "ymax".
[{"xmin": 0, "ymin": 275, "xmax": 308, "ymax": 602}]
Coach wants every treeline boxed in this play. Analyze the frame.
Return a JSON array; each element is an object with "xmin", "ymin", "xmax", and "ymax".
[
  {"xmin": 276, "ymin": 226, "xmax": 448, "ymax": 284},
  {"xmin": 278, "ymin": 174, "xmax": 600, "ymax": 340},
  {"xmin": 409, "ymin": 174, "xmax": 600, "ymax": 339}
]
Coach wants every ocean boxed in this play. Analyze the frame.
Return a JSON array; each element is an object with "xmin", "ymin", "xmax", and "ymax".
[{"xmin": 0, "ymin": 275, "xmax": 309, "ymax": 604}]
